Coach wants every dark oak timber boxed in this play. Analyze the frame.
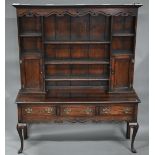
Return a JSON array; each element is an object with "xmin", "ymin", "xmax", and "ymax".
[
  {"xmin": 23, "ymin": 124, "xmax": 28, "ymax": 139},
  {"xmin": 126, "ymin": 122, "xmax": 130, "ymax": 139},
  {"xmin": 13, "ymin": 3, "xmax": 142, "ymax": 154}
]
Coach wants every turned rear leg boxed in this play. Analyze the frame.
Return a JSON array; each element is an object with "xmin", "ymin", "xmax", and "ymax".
[
  {"xmin": 23, "ymin": 124, "xmax": 28, "ymax": 140},
  {"xmin": 126, "ymin": 122, "xmax": 130, "ymax": 139}
]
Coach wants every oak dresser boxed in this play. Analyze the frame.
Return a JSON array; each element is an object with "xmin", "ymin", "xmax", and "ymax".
[{"xmin": 13, "ymin": 3, "xmax": 142, "ymax": 154}]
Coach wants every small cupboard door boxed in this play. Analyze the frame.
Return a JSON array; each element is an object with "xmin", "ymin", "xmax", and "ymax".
[
  {"xmin": 110, "ymin": 55, "xmax": 134, "ymax": 91},
  {"xmin": 20, "ymin": 56, "xmax": 43, "ymax": 92}
]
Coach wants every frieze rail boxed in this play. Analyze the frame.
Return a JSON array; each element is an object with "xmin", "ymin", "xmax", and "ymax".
[{"xmin": 17, "ymin": 8, "xmax": 137, "ymax": 17}]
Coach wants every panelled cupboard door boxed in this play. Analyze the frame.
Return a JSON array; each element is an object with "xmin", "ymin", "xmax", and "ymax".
[
  {"xmin": 20, "ymin": 56, "xmax": 43, "ymax": 92},
  {"xmin": 110, "ymin": 55, "xmax": 134, "ymax": 91}
]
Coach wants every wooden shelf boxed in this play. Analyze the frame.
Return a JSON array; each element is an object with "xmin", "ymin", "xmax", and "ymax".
[
  {"xmin": 46, "ymin": 85, "xmax": 108, "ymax": 97},
  {"xmin": 112, "ymin": 50, "xmax": 133, "ymax": 55},
  {"xmin": 22, "ymin": 49, "xmax": 42, "ymax": 52},
  {"xmin": 45, "ymin": 75, "xmax": 109, "ymax": 81},
  {"xmin": 44, "ymin": 41, "xmax": 111, "ymax": 44},
  {"xmin": 21, "ymin": 50, "xmax": 42, "ymax": 58},
  {"xmin": 112, "ymin": 33, "xmax": 135, "ymax": 37},
  {"xmin": 21, "ymin": 49, "xmax": 42, "ymax": 54},
  {"xmin": 19, "ymin": 32, "xmax": 42, "ymax": 37},
  {"xmin": 46, "ymin": 85, "xmax": 107, "ymax": 90},
  {"xmin": 45, "ymin": 59, "xmax": 109, "ymax": 65}
]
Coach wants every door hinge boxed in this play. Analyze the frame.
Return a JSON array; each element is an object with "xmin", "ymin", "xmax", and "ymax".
[
  {"xmin": 132, "ymin": 59, "xmax": 135, "ymax": 63},
  {"xmin": 22, "ymin": 84, "xmax": 24, "ymax": 88},
  {"xmin": 20, "ymin": 60, "xmax": 22, "ymax": 64}
]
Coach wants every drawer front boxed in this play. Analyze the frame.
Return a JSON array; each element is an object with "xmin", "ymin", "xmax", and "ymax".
[
  {"xmin": 99, "ymin": 105, "xmax": 134, "ymax": 116},
  {"xmin": 60, "ymin": 105, "xmax": 95, "ymax": 117},
  {"xmin": 21, "ymin": 105, "xmax": 56, "ymax": 122}
]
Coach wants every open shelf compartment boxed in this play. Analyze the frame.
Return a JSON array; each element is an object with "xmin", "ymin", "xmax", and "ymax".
[
  {"xmin": 112, "ymin": 36, "xmax": 134, "ymax": 55},
  {"xmin": 45, "ymin": 63, "xmax": 109, "ymax": 97},
  {"xmin": 112, "ymin": 16, "xmax": 136, "ymax": 34},
  {"xmin": 44, "ymin": 44, "xmax": 110, "ymax": 63},
  {"xmin": 20, "ymin": 37, "xmax": 42, "ymax": 55},
  {"xmin": 46, "ymin": 84, "xmax": 108, "ymax": 98},
  {"xmin": 43, "ymin": 14, "xmax": 111, "ymax": 42},
  {"xmin": 18, "ymin": 16, "xmax": 42, "ymax": 35}
]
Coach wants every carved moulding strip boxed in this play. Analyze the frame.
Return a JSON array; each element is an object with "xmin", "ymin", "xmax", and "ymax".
[
  {"xmin": 17, "ymin": 8, "xmax": 137, "ymax": 17},
  {"xmin": 22, "ymin": 116, "xmax": 133, "ymax": 124}
]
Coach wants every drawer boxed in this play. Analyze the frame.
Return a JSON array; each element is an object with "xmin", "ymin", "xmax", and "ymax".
[
  {"xmin": 99, "ymin": 105, "xmax": 134, "ymax": 116},
  {"xmin": 60, "ymin": 105, "xmax": 95, "ymax": 117},
  {"xmin": 21, "ymin": 105, "xmax": 56, "ymax": 122}
]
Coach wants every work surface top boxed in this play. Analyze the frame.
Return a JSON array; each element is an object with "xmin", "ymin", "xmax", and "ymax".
[{"xmin": 16, "ymin": 90, "xmax": 140, "ymax": 104}]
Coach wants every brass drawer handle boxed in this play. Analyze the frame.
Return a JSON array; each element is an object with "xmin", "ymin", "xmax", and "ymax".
[
  {"xmin": 25, "ymin": 107, "xmax": 32, "ymax": 114},
  {"xmin": 84, "ymin": 108, "xmax": 93, "ymax": 115},
  {"xmin": 64, "ymin": 108, "xmax": 93, "ymax": 115},
  {"xmin": 64, "ymin": 108, "xmax": 71, "ymax": 114},
  {"xmin": 44, "ymin": 107, "xmax": 54, "ymax": 114},
  {"xmin": 102, "ymin": 107, "xmax": 110, "ymax": 114},
  {"xmin": 124, "ymin": 107, "xmax": 131, "ymax": 114}
]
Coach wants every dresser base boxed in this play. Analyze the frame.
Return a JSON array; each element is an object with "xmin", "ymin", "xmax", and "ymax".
[{"xmin": 16, "ymin": 91, "xmax": 140, "ymax": 153}]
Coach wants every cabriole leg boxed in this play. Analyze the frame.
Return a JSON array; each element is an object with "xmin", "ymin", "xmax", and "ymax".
[
  {"xmin": 129, "ymin": 122, "xmax": 139, "ymax": 153},
  {"xmin": 16, "ymin": 123, "xmax": 26, "ymax": 154}
]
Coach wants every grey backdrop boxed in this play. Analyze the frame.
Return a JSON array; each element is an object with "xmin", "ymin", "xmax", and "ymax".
[{"xmin": 5, "ymin": 0, "xmax": 149, "ymax": 155}]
